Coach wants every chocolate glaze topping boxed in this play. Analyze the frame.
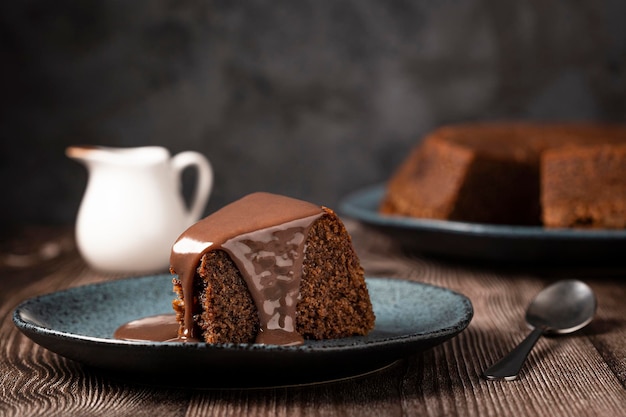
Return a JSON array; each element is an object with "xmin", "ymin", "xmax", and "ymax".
[{"xmin": 170, "ymin": 192, "xmax": 324, "ymax": 345}]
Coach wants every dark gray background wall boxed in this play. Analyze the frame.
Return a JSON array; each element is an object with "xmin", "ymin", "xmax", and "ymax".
[{"xmin": 1, "ymin": 0, "xmax": 625, "ymax": 229}]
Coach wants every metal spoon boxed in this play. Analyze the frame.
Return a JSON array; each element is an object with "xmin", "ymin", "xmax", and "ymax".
[{"xmin": 483, "ymin": 279, "xmax": 597, "ymax": 381}]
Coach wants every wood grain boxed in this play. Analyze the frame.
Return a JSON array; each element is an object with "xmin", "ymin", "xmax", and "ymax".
[{"xmin": 1, "ymin": 224, "xmax": 625, "ymax": 417}]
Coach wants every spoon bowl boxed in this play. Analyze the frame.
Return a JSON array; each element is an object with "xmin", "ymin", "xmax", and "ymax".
[
  {"xmin": 483, "ymin": 279, "xmax": 597, "ymax": 381},
  {"xmin": 526, "ymin": 279, "xmax": 597, "ymax": 334}
]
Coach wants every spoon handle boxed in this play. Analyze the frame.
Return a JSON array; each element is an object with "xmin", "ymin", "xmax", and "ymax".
[{"xmin": 483, "ymin": 327, "xmax": 544, "ymax": 381}]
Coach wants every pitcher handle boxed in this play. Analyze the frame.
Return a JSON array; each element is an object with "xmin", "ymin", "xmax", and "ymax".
[{"xmin": 171, "ymin": 151, "xmax": 213, "ymax": 224}]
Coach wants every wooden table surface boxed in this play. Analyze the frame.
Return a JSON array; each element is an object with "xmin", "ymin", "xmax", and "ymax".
[{"xmin": 1, "ymin": 222, "xmax": 625, "ymax": 417}]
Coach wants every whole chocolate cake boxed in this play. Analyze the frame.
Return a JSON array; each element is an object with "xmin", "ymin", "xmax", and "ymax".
[
  {"xmin": 380, "ymin": 122, "xmax": 626, "ymax": 228},
  {"xmin": 170, "ymin": 192, "xmax": 375, "ymax": 345}
]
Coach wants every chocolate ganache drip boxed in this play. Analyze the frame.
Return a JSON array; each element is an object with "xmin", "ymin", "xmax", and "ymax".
[{"xmin": 170, "ymin": 192, "xmax": 323, "ymax": 345}]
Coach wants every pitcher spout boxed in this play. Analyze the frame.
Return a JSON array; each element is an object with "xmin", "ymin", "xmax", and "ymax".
[
  {"xmin": 66, "ymin": 145, "xmax": 170, "ymax": 166},
  {"xmin": 66, "ymin": 145, "xmax": 100, "ymax": 163}
]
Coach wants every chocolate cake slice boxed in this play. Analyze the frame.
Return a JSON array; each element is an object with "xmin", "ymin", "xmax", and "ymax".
[{"xmin": 170, "ymin": 192, "xmax": 375, "ymax": 345}]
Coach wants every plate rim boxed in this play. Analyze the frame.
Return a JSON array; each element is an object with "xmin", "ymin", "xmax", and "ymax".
[
  {"xmin": 339, "ymin": 183, "xmax": 626, "ymax": 240},
  {"xmin": 13, "ymin": 275, "xmax": 473, "ymax": 353}
]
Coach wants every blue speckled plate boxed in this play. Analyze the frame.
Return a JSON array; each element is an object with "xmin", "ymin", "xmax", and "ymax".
[
  {"xmin": 340, "ymin": 184, "xmax": 626, "ymax": 265},
  {"xmin": 13, "ymin": 275, "xmax": 472, "ymax": 389}
]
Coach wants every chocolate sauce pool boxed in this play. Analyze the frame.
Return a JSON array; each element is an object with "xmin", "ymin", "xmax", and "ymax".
[
  {"xmin": 114, "ymin": 314, "xmax": 179, "ymax": 342},
  {"xmin": 114, "ymin": 193, "xmax": 323, "ymax": 345}
]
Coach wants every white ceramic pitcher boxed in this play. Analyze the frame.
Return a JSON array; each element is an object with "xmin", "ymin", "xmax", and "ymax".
[{"xmin": 67, "ymin": 145, "xmax": 213, "ymax": 273}]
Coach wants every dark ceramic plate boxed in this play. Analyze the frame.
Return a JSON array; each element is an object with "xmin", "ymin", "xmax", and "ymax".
[
  {"xmin": 339, "ymin": 184, "xmax": 626, "ymax": 265},
  {"xmin": 13, "ymin": 275, "xmax": 472, "ymax": 389}
]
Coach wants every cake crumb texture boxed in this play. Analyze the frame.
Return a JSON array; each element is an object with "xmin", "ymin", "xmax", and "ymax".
[{"xmin": 541, "ymin": 144, "xmax": 626, "ymax": 228}]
